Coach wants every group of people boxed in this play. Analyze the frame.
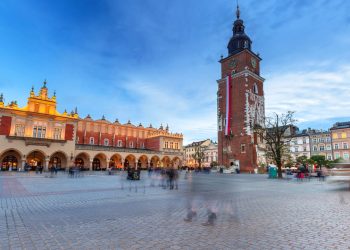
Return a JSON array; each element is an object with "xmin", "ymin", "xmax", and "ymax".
[{"xmin": 148, "ymin": 167, "xmax": 179, "ymax": 190}]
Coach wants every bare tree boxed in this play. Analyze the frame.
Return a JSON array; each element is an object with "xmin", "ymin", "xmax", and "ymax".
[
  {"xmin": 192, "ymin": 146, "xmax": 205, "ymax": 169},
  {"xmin": 254, "ymin": 111, "xmax": 297, "ymax": 178}
]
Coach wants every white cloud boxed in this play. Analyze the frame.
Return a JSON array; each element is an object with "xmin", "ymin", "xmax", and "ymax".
[{"xmin": 265, "ymin": 64, "xmax": 350, "ymax": 124}]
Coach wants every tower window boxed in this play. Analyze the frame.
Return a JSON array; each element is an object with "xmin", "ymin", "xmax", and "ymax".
[
  {"xmin": 253, "ymin": 83, "xmax": 258, "ymax": 94},
  {"xmin": 240, "ymin": 144, "xmax": 246, "ymax": 153}
]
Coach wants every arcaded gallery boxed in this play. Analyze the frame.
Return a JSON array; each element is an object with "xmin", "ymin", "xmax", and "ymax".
[{"xmin": 0, "ymin": 82, "xmax": 183, "ymax": 171}]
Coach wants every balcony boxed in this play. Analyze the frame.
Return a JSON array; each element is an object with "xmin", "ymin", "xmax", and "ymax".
[
  {"xmin": 7, "ymin": 135, "xmax": 66, "ymax": 147},
  {"xmin": 75, "ymin": 144, "xmax": 181, "ymax": 155}
]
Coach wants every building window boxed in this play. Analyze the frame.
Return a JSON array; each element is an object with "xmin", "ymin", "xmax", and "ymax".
[
  {"xmin": 312, "ymin": 138, "xmax": 317, "ymax": 143},
  {"xmin": 327, "ymin": 155, "xmax": 332, "ymax": 160},
  {"xmin": 129, "ymin": 141, "xmax": 134, "ymax": 148},
  {"xmin": 89, "ymin": 137, "xmax": 94, "ymax": 145},
  {"xmin": 53, "ymin": 128, "xmax": 62, "ymax": 140},
  {"xmin": 342, "ymin": 133, "xmax": 347, "ymax": 139},
  {"xmin": 334, "ymin": 144, "xmax": 339, "ymax": 150},
  {"xmin": 104, "ymin": 139, "xmax": 109, "ymax": 146},
  {"xmin": 343, "ymin": 143, "xmax": 348, "ymax": 149},
  {"xmin": 15, "ymin": 124, "xmax": 25, "ymax": 136},
  {"xmin": 175, "ymin": 142, "xmax": 179, "ymax": 149},
  {"xmin": 335, "ymin": 152, "xmax": 340, "ymax": 159},
  {"xmin": 164, "ymin": 141, "xmax": 169, "ymax": 148},
  {"xmin": 253, "ymin": 83, "xmax": 258, "ymax": 94},
  {"xmin": 240, "ymin": 144, "xmax": 246, "ymax": 153},
  {"xmin": 320, "ymin": 138, "xmax": 325, "ymax": 143},
  {"xmin": 295, "ymin": 147, "xmax": 298, "ymax": 152},
  {"xmin": 33, "ymin": 126, "xmax": 46, "ymax": 138},
  {"xmin": 303, "ymin": 139, "xmax": 306, "ymax": 144},
  {"xmin": 333, "ymin": 134, "xmax": 338, "ymax": 139},
  {"xmin": 117, "ymin": 140, "xmax": 123, "ymax": 147},
  {"xmin": 320, "ymin": 145, "xmax": 325, "ymax": 151},
  {"xmin": 343, "ymin": 153, "xmax": 349, "ymax": 160},
  {"xmin": 170, "ymin": 142, "xmax": 173, "ymax": 149},
  {"xmin": 141, "ymin": 142, "xmax": 145, "ymax": 149},
  {"xmin": 326, "ymin": 145, "xmax": 331, "ymax": 150},
  {"xmin": 313, "ymin": 146, "xmax": 317, "ymax": 151},
  {"xmin": 303, "ymin": 147, "xmax": 306, "ymax": 152}
]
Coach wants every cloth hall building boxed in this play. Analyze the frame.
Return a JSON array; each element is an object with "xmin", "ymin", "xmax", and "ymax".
[{"xmin": 0, "ymin": 82, "xmax": 183, "ymax": 171}]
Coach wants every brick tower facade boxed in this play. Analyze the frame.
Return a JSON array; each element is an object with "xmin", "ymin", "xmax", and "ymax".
[{"xmin": 217, "ymin": 5, "xmax": 265, "ymax": 172}]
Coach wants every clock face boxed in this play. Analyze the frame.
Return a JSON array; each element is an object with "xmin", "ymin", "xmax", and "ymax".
[
  {"xmin": 251, "ymin": 58, "xmax": 257, "ymax": 69},
  {"xmin": 229, "ymin": 59, "xmax": 237, "ymax": 68}
]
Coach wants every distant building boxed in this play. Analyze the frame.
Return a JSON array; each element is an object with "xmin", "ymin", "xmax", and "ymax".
[
  {"xmin": 289, "ymin": 130, "xmax": 311, "ymax": 160},
  {"xmin": 330, "ymin": 122, "xmax": 350, "ymax": 162},
  {"xmin": 202, "ymin": 141, "xmax": 218, "ymax": 168},
  {"xmin": 183, "ymin": 139, "xmax": 211, "ymax": 167},
  {"xmin": 309, "ymin": 130, "xmax": 333, "ymax": 161}
]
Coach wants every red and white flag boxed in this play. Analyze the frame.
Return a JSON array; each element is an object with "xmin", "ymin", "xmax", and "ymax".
[{"xmin": 225, "ymin": 75, "xmax": 232, "ymax": 136}]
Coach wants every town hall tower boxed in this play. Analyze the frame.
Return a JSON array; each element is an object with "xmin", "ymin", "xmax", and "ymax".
[{"xmin": 217, "ymin": 5, "xmax": 265, "ymax": 172}]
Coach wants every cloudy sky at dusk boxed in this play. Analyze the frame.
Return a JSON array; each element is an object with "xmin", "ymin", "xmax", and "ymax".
[{"xmin": 0, "ymin": 0, "xmax": 349, "ymax": 144}]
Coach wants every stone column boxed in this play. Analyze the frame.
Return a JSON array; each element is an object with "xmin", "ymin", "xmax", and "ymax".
[
  {"xmin": 121, "ymin": 158, "xmax": 124, "ymax": 170},
  {"xmin": 44, "ymin": 159, "xmax": 50, "ymax": 172},
  {"xmin": 106, "ymin": 158, "xmax": 110, "ymax": 169},
  {"xmin": 89, "ymin": 159, "xmax": 93, "ymax": 171},
  {"xmin": 21, "ymin": 158, "xmax": 26, "ymax": 170}
]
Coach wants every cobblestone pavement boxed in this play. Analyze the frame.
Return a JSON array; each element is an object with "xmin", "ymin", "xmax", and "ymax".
[{"xmin": 1, "ymin": 171, "xmax": 350, "ymax": 250}]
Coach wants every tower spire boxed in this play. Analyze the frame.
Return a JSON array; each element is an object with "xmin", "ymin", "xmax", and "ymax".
[{"xmin": 236, "ymin": 1, "xmax": 240, "ymax": 19}]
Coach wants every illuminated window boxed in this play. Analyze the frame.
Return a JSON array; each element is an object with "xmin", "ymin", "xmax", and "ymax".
[
  {"xmin": 342, "ymin": 133, "xmax": 347, "ymax": 139},
  {"xmin": 333, "ymin": 134, "xmax": 338, "ymax": 139}
]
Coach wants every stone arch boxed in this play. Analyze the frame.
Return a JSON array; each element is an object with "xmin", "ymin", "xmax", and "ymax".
[
  {"xmin": 124, "ymin": 154, "xmax": 136, "ymax": 168},
  {"xmin": 75, "ymin": 152, "xmax": 90, "ymax": 170},
  {"xmin": 49, "ymin": 151, "xmax": 68, "ymax": 170},
  {"xmin": 26, "ymin": 150, "xmax": 46, "ymax": 171},
  {"xmin": 150, "ymin": 155, "xmax": 160, "ymax": 168},
  {"xmin": 0, "ymin": 149, "xmax": 22, "ymax": 171},
  {"xmin": 161, "ymin": 156, "xmax": 171, "ymax": 168},
  {"xmin": 110, "ymin": 153, "xmax": 123, "ymax": 169},
  {"xmin": 137, "ymin": 155, "xmax": 149, "ymax": 169},
  {"xmin": 93, "ymin": 153, "xmax": 108, "ymax": 170}
]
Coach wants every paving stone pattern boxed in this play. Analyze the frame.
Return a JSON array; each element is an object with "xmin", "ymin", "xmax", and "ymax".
[{"xmin": 1, "ymin": 171, "xmax": 350, "ymax": 250}]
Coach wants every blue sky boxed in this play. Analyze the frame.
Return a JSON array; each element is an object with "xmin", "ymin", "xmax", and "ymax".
[{"xmin": 0, "ymin": 0, "xmax": 350, "ymax": 144}]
